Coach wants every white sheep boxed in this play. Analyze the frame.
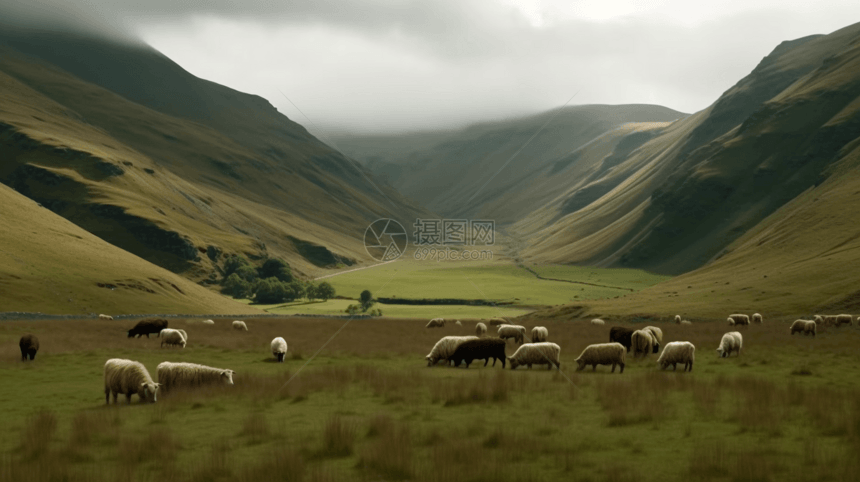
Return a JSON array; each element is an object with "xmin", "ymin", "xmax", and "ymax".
[
  {"xmin": 455, "ymin": 320, "xmax": 462, "ymax": 326},
  {"xmin": 680, "ymin": 320, "xmax": 692, "ymax": 325},
  {"xmin": 727, "ymin": 314, "xmax": 750, "ymax": 326},
  {"xmin": 104, "ymin": 358, "xmax": 159, "ymax": 404},
  {"xmin": 202, "ymin": 319, "xmax": 215, "ymax": 325},
  {"xmin": 498, "ymin": 324, "xmax": 526, "ymax": 344},
  {"xmin": 271, "ymin": 337, "xmax": 288, "ymax": 362},
  {"xmin": 177, "ymin": 329, "xmax": 188, "ymax": 342},
  {"xmin": 631, "ymin": 329, "xmax": 657, "ymax": 357},
  {"xmin": 674, "ymin": 315, "xmax": 682, "ymax": 324},
  {"xmin": 644, "ymin": 326, "xmax": 663, "ymax": 344},
  {"xmin": 489, "ymin": 318, "xmax": 508, "ymax": 326},
  {"xmin": 426, "ymin": 318, "xmax": 446, "ymax": 328},
  {"xmin": 836, "ymin": 314, "xmax": 853, "ymax": 326},
  {"xmin": 716, "ymin": 331, "xmax": 743, "ymax": 357},
  {"xmin": 531, "ymin": 326, "xmax": 549, "ymax": 343},
  {"xmin": 574, "ymin": 343, "xmax": 625, "ymax": 373},
  {"xmin": 657, "ymin": 342, "xmax": 695, "ymax": 371},
  {"xmin": 232, "ymin": 320, "xmax": 248, "ymax": 331},
  {"xmin": 156, "ymin": 362, "xmax": 235, "ymax": 393},
  {"xmin": 752, "ymin": 313, "xmax": 763, "ymax": 324},
  {"xmin": 790, "ymin": 319, "xmax": 816, "ymax": 337},
  {"xmin": 160, "ymin": 328, "xmax": 186, "ymax": 348},
  {"xmin": 508, "ymin": 342, "xmax": 561, "ymax": 370},
  {"xmin": 476, "ymin": 322, "xmax": 487, "ymax": 336},
  {"xmin": 425, "ymin": 336, "xmax": 479, "ymax": 366},
  {"xmin": 590, "ymin": 319, "xmax": 605, "ymax": 325},
  {"xmin": 99, "ymin": 314, "xmax": 114, "ymax": 320}
]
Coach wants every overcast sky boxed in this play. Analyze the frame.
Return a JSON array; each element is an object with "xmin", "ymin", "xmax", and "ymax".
[{"xmin": 3, "ymin": 1, "xmax": 860, "ymax": 135}]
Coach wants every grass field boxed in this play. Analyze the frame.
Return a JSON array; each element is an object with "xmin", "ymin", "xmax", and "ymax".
[
  {"xmin": 4, "ymin": 315, "xmax": 860, "ymax": 481},
  {"xmin": 253, "ymin": 299, "xmax": 533, "ymax": 319}
]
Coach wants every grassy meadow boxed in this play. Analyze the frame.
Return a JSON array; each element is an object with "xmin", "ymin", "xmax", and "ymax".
[
  {"xmin": 253, "ymin": 299, "xmax": 533, "ymax": 320},
  {"xmin": 3, "ymin": 315, "xmax": 860, "ymax": 481}
]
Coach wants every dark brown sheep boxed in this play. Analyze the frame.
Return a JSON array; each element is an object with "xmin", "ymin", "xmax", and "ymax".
[
  {"xmin": 127, "ymin": 318, "xmax": 169, "ymax": 338},
  {"xmin": 609, "ymin": 326, "xmax": 634, "ymax": 353},
  {"xmin": 19, "ymin": 334, "xmax": 39, "ymax": 361},
  {"xmin": 450, "ymin": 338, "xmax": 507, "ymax": 369}
]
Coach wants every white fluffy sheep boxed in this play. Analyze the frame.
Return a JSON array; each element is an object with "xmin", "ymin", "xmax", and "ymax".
[
  {"xmin": 489, "ymin": 318, "xmax": 507, "ymax": 326},
  {"xmin": 674, "ymin": 315, "xmax": 682, "ymax": 324},
  {"xmin": 631, "ymin": 329, "xmax": 657, "ymax": 357},
  {"xmin": 177, "ymin": 329, "xmax": 188, "ymax": 342},
  {"xmin": 104, "ymin": 358, "xmax": 159, "ymax": 404},
  {"xmin": 232, "ymin": 320, "xmax": 248, "ymax": 331},
  {"xmin": 591, "ymin": 318, "xmax": 605, "ymax": 325},
  {"xmin": 716, "ymin": 332, "xmax": 743, "ymax": 358},
  {"xmin": 475, "ymin": 322, "xmax": 488, "ymax": 336},
  {"xmin": 836, "ymin": 314, "xmax": 853, "ymax": 326},
  {"xmin": 727, "ymin": 314, "xmax": 750, "ymax": 326},
  {"xmin": 156, "ymin": 362, "xmax": 235, "ymax": 393},
  {"xmin": 644, "ymin": 326, "xmax": 663, "ymax": 344},
  {"xmin": 680, "ymin": 320, "xmax": 692, "ymax": 325},
  {"xmin": 790, "ymin": 319, "xmax": 816, "ymax": 337},
  {"xmin": 99, "ymin": 314, "xmax": 114, "ymax": 320},
  {"xmin": 425, "ymin": 336, "xmax": 479, "ymax": 366},
  {"xmin": 426, "ymin": 318, "xmax": 446, "ymax": 328},
  {"xmin": 455, "ymin": 320, "xmax": 462, "ymax": 326},
  {"xmin": 657, "ymin": 342, "xmax": 695, "ymax": 371},
  {"xmin": 508, "ymin": 342, "xmax": 561, "ymax": 370},
  {"xmin": 752, "ymin": 313, "xmax": 763, "ymax": 324},
  {"xmin": 271, "ymin": 337, "xmax": 288, "ymax": 362},
  {"xmin": 574, "ymin": 343, "xmax": 625, "ymax": 373},
  {"xmin": 160, "ymin": 329, "xmax": 186, "ymax": 348},
  {"xmin": 201, "ymin": 319, "xmax": 215, "ymax": 325},
  {"xmin": 498, "ymin": 324, "xmax": 526, "ymax": 344},
  {"xmin": 531, "ymin": 326, "xmax": 549, "ymax": 343}
]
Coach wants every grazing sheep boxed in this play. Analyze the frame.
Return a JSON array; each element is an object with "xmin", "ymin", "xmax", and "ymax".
[
  {"xmin": 752, "ymin": 313, "xmax": 763, "ymax": 324},
  {"xmin": 99, "ymin": 314, "xmax": 114, "ymax": 320},
  {"xmin": 591, "ymin": 318, "xmax": 605, "ymax": 325},
  {"xmin": 657, "ymin": 342, "xmax": 695, "ymax": 371},
  {"xmin": 836, "ymin": 314, "xmax": 853, "ymax": 326},
  {"xmin": 271, "ymin": 337, "xmax": 288, "ymax": 362},
  {"xmin": 450, "ymin": 338, "xmax": 507, "ymax": 368},
  {"xmin": 508, "ymin": 342, "xmax": 561, "ymax": 370},
  {"xmin": 426, "ymin": 318, "xmax": 446, "ymax": 328},
  {"xmin": 790, "ymin": 319, "xmax": 817, "ymax": 337},
  {"xmin": 680, "ymin": 320, "xmax": 692, "ymax": 325},
  {"xmin": 160, "ymin": 329, "xmax": 186, "ymax": 348},
  {"xmin": 674, "ymin": 315, "xmax": 682, "ymax": 324},
  {"xmin": 631, "ymin": 329, "xmax": 658, "ymax": 357},
  {"xmin": 609, "ymin": 326, "xmax": 634, "ymax": 352},
  {"xmin": 176, "ymin": 329, "xmax": 188, "ymax": 342},
  {"xmin": 232, "ymin": 320, "xmax": 248, "ymax": 331},
  {"xmin": 574, "ymin": 343, "xmax": 625, "ymax": 373},
  {"xmin": 644, "ymin": 326, "xmax": 663, "ymax": 345},
  {"xmin": 128, "ymin": 318, "xmax": 168, "ymax": 338},
  {"xmin": 716, "ymin": 332, "xmax": 743, "ymax": 358},
  {"xmin": 531, "ymin": 326, "xmax": 549, "ymax": 343},
  {"xmin": 157, "ymin": 362, "xmax": 235, "ymax": 393},
  {"xmin": 455, "ymin": 320, "xmax": 462, "ymax": 326},
  {"xmin": 426, "ymin": 336, "xmax": 479, "ymax": 366},
  {"xmin": 498, "ymin": 325, "xmax": 526, "ymax": 344},
  {"xmin": 489, "ymin": 318, "xmax": 507, "ymax": 326},
  {"xmin": 727, "ymin": 314, "xmax": 750, "ymax": 326},
  {"xmin": 475, "ymin": 322, "xmax": 488, "ymax": 336},
  {"xmin": 104, "ymin": 358, "xmax": 159, "ymax": 404},
  {"xmin": 19, "ymin": 334, "xmax": 39, "ymax": 361},
  {"xmin": 201, "ymin": 319, "xmax": 215, "ymax": 325}
]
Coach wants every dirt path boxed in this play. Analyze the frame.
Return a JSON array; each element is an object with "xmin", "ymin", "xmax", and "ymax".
[{"xmin": 313, "ymin": 259, "xmax": 399, "ymax": 281}]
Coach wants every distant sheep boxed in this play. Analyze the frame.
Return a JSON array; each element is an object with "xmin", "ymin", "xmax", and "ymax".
[
  {"xmin": 575, "ymin": 343, "xmax": 625, "ymax": 373},
  {"xmin": 790, "ymin": 319, "xmax": 816, "ymax": 337},
  {"xmin": 752, "ymin": 313, "xmax": 763, "ymax": 324},
  {"xmin": 157, "ymin": 362, "xmax": 234, "ymax": 393},
  {"xmin": 128, "ymin": 318, "xmax": 169, "ymax": 338},
  {"xmin": 201, "ymin": 319, "xmax": 215, "ymax": 325},
  {"xmin": 727, "ymin": 314, "xmax": 750, "ymax": 326},
  {"xmin": 476, "ymin": 322, "xmax": 488, "ymax": 336},
  {"xmin": 609, "ymin": 326, "xmax": 634, "ymax": 352},
  {"xmin": 591, "ymin": 318, "xmax": 605, "ymax": 325},
  {"xmin": 450, "ymin": 338, "xmax": 507, "ymax": 368},
  {"xmin": 271, "ymin": 337, "xmax": 288, "ymax": 362},
  {"xmin": 455, "ymin": 320, "xmax": 462, "ymax": 326},
  {"xmin": 508, "ymin": 342, "xmax": 561, "ymax": 370},
  {"xmin": 160, "ymin": 329, "xmax": 186, "ymax": 348},
  {"xmin": 836, "ymin": 314, "xmax": 852, "ymax": 326},
  {"xmin": 489, "ymin": 318, "xmax": 508, "ymax": 326},
  {"xmin": 426, "ymin": 318, "xmax": 446, "ymax": 328},
  {"xmin": 680, "ymin": 320, "xmax": 692, "ymax": 325},
  {"xmin": 674, "ymin": 315, "xmax": 682, "ymax": 324},
  {"xmin": 498, "ymin": 325, "xmax": 526, "ymax": 344},
  {"xmin": 657, "ymin": 342, "xmax": 695, "ymax": 371},
  {"xmin": 99, "ymin": 314, "xmax": 114, "ymax": 320},
  {"xmin": 631, "ymin": 329, "xmax": 658, "ymax": 357},
  {"xmin": 104, "ymin": 358, "xmax": 159, "ymax": 404},
  {"xmin": 232, "ymin": 320, "xmax": 248, "ymax": 331},
  {"xmin": 531, "ymin": 326, "xmax": 549, "ymax": 343},
  {"xmin": 19, "ymin": 334, "xmax": 39, "ymax": 361},
  {"xmin": 644, "ymin": 326, "xmax": 663, "ymax": 345},
  {"xmin": 716, "ymin": 332, "xmax": 743, "ymax": 358},
  {"xmin": 426, "ymin": 336, "xmax": 479, "ymax": 366}
]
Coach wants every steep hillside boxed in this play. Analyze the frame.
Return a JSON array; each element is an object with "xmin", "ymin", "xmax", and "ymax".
[
  {"xmin": 0, "ymin": 182, "xmax": 260, "ymax": 315},
  {"xmin": 515, "ymin": 22, "xmax": 860, "ymax": 275},
  {"xmin": 0, "ymin": 31, "xmax": 430, "ymax": 285},
  {"xmin": 335, "ymin": 105, "xmax": 686, "ymax": 222}
]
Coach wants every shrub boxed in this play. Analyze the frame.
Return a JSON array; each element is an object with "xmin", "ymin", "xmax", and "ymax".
[
  {"xmin": 360, "ymin": 290, "xmax": 373, "ymax": 309},
  {"xmin": 223, "ymin": 273, "xmax": 251, "ymax": 299},
  {"xmin": 253, "ymin": 278, "xmax": 289, "ymax": 304},
  {"xmin": 223, "ymin": 255, "xmax": 250, "ymax": 277},
  {"xmin": 316, "ymin": 282, "xmax": 336, "ymax": 301},
  {"xmin": 234, "ymin": 265, "xmax": 258, "ymax": 283},
  {"xmin": 259, "ymin": 258, "xmax": 293, "ymax": 283}
]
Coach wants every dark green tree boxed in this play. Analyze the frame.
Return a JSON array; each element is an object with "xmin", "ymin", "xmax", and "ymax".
[
  {"xmin": 360, "ymin": 290, "xmax": 373, "ymax": 310},
  {"xmin": 253, "ymin": 277, "xmax": 288, "ymax": 304},
  {"xmin": 258, "ymin": 258, "xmax": 293, "ymax": 283},
  {"xmin": 222, "ymin": 273, "xmax": 251, "ymax": 299},
  {"xmin": 223, "ymin": 255, "xmax": 250, "ymax": 278},
  {"xmin": 234, "ymin": 265, "xmax": 258, "ymax": 283},
  {"xmin": 316, "ymin": 282, "xmax": 336, "ymax": 301}
]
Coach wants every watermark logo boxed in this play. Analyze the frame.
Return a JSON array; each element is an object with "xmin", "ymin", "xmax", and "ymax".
[
  {"xmin": 364, "ymin": 218, "xmax": 408, "ymax": 262},
  {"xmin": 413, "ymin": 219, "xmax": 495, "ymax": 246}
]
